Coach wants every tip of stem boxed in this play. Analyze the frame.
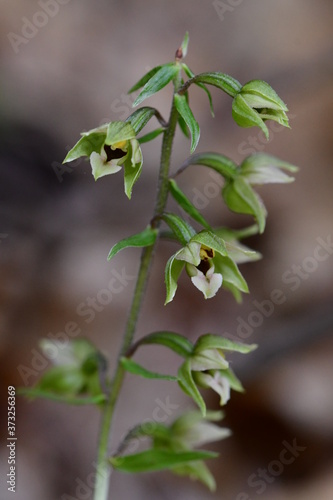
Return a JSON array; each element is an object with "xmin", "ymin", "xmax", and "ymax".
[{"xmin": 175, "ymin": 47, "xmax": 183, "ymax": 61}]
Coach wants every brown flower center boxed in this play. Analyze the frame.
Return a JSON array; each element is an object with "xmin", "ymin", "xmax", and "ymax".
[{"xmin": 104, "ymin": 145, "xmax": 126, "ymax": 162}]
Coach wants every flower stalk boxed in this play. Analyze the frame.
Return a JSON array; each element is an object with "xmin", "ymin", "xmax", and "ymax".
[{"xmin": 93, "ymin": 62, "xmax": 182, "ymax": 500}]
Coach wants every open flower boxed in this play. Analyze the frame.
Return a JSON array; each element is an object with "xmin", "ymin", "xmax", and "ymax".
[
  {"xmin": 90, "ymin": 135, "xmax": 142, "ymax": 181},
  {"xmin": 165, "ymin": 230, "xmax": 250, "ymax": 304},
  {"xmin": 177, "ymin": 334, "xmax": 256, "ymax": 413},
  {"xmin": 165, "ymin": 232, "xmax": 228, "ymax": 303},
  {"xmin": 90, "ymin": 122, "xmax": 143, "ymax": 187},
  {"xmin": 63, "ymin": 120, "xmax": 143, "ymax": 198},
  {"xmin": 90, "ymin": 143, "xmax": 125, "ymax": 179}
]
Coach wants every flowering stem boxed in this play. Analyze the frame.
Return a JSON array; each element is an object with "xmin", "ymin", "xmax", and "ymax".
[{"xmin": 93, "ymin": 67, "xmax": 181, "ymax": 500}]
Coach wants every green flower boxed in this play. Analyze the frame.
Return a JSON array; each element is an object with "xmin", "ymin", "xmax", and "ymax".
[
  {"xmin": 165, "ymin": 233, "xmax": 227, "ymax": 303},
  {"xmin": 165, "ymin": 230, "xmax": 250, "ymax": 304},
  {"xmin": 232, "ymin": 80, "xmax": 289, "ymax": 139},
  {"xmin": 63, "ymin": 121, "xmax": 143, "ymax": 198},
  {"xmin": 177, "ymin": 335, "xmax": 256, "ymax": 414}
]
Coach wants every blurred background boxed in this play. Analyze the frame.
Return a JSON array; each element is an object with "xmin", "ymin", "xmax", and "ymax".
[{"xmin": 1, "ymin": 1, "xmax": 333, "ymax": 499}]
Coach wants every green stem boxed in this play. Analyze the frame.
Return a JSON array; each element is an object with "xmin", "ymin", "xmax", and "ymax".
[{"xmin": 93, "ymin": 67, "xmax": 181, "ymax": 500}]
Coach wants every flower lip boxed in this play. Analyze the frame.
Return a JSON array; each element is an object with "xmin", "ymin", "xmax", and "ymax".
[{"xmin": 197, "ymin": 259, "xmax": 211, "ymax": 275}]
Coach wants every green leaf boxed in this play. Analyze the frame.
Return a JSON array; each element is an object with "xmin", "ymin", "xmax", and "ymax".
[
  {"xmin": 160, "ymin": 213, "xmax": 196, "ymax": 245},
  {"xmin": 193, "ymin": 334, "xmax": 257, "ymax": 355},
  {"xmin": 128, "ymin": 65, "xmax": 162, "ymax": 93},
  {"xmin": 17, "ymin": 388, "xmax": 106, "ymax": 405},
  {"xmin": 165, "ymin": 255, "xmax": 185, "ymax": 305},
  {"xmin": 137, "ymin": 331, "xmax": 193, "ymax": 357},
  {"xmin": 178, "ymin": 360, "xmax": 206, "ymax": 415},
  {"xmin": 125, "ymin": 107, "xmax": 158, "ymax": 134},
  {"xmin": 174, "ymin": 94, "xmax": 200, "ymax": 153},
  {"xmin": 191, "ymin": 230, "xmax": 228, "ymax": 256},
  {"xmin": 120, "ymin": 357, "xmax": 177, "ymax": 381},
  {"xmin": 180, "ymin": 152, "xmax": 237, "ymax": 180},
  {"xmin": 177, "ymin": 113, "xmax": 190, "ymax": 138},
  {"xmin": 169, "ymin": 179, "xmax": 211, "ymax": 230},
  {"xmin": 222, "ymin": 177, "xmax": 267, "ymax": 233},
  {"xmin": 63, "ymin": 132, "xmax": 106, "ymax": 163},
  {"xmin": 182, "ymin": 72, "xmax": 242, "ymax": 98},
  {"xmin": 180, "ymin": 32, "xmax": 189, "ymax": 58},
  {"xmin": 107, "ymin": 226, "xmax": 157, "ymax": 260},
  {"xmin": 138, "ymin": 128, "xmax": 164, "ymax": 144},
  {"xmin": 133, "ymin": 63, "xmax": 179, "ymax": 107},
  {"xmin": 110, "ymin": 449, "xmax": 218, "ymax": 473}
]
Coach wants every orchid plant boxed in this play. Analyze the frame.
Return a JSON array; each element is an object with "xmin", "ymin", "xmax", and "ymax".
[{"xmin": 21, "ymin": 34, "xmax": 297, "ymax": 498}]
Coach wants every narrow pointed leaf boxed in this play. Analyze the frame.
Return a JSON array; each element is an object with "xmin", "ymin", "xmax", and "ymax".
[
  {"xmin": 126, "ymin": 107, "xmax": 158, "ymax": 134},
  {"xmin": 178, "ymin": 360, "xmax": 206, "ymax": 415},
  {"xmin": 174, "ymin": 94, "xmax": 200, "ymax": 153},
  {"xmin": 133, "ymin": 64, "xmax": 179, "ymax": 106},
  {"xmin": 180, "ymin": 32, "xmax": 189, "ymax": 58},
  {"xmin": 160, "ymin": 213, "xmax": 196, "ymax": 245},
  {"xmin": 181, "ymin": 152, "xmax": 237, "ymax": 180},
  {"xmin": 138, "ymin": 128, "xmax": 165, "ymax": 144},
  {"xmin": 169, "ymin": 179, "xmax": 211, "ymax": 230},
  {"xmin": 181, "ymin": 72, "xmax": 242, "ymax": 98},
  {"xmin": 137, "ymin": 331, "xmax": 193, "ymax": 357},
  {"xmin": 178, "ymin": 113, "xmax": 190, "ymax": 138},
  {"xmin": 128, "ymin": 66, "xmax": 162, "ymax": 94},
  {"xmin": 110, "ymin": 449, "xmax": 218, "ymax": 473},
  {"xmin": 120, "ymin": 357, "xmax": 177, "ymax": 381},
  {"xmin": 107, "ymin": 226, "xmax": 157, "ymax": 261}
]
